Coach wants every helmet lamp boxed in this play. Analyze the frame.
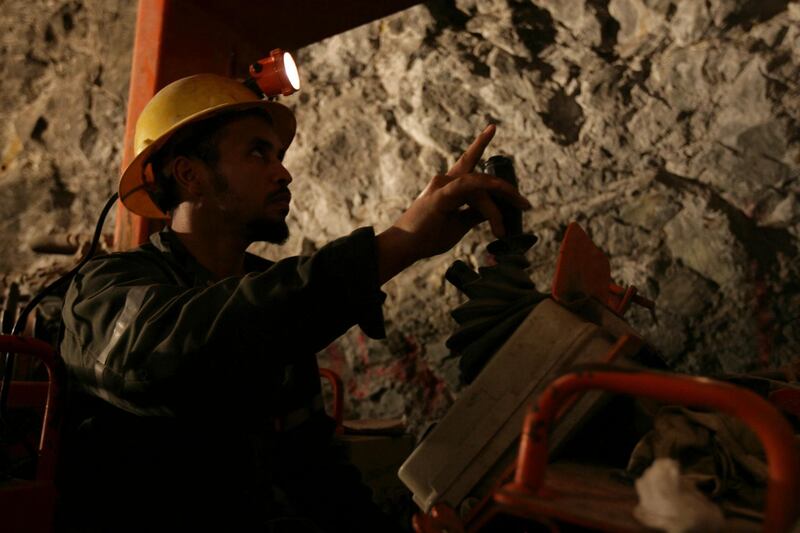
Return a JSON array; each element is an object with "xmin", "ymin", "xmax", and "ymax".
[{"xmin": 249, "ymin": 48, "xmax": 300, "ymax": 97}]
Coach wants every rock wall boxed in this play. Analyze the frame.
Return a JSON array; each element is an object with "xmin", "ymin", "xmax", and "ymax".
[
  {"xmin": 0, "ymin": 0, "xmax": 135, "ymax": 277},
  {"xmin": 2, "ymin": 1, "xmax": 799, "ymax": 435},
  {"xmin": 274, "ymin": 0, "xmax": 800, "ymax": 433}
]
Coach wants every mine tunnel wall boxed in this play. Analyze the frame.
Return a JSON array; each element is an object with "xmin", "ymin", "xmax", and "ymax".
[{"xmin": 1, "ymin": 0, "xmax": 798, "ymax": 435}]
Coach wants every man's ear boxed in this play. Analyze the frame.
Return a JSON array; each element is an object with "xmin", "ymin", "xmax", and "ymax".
[{"xmin": 172, "ymin": 156, "xmax": 206, "ymax": 197}]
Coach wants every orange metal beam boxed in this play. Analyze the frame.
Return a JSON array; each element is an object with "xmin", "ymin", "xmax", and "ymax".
[{"xmin": 114, "ymin": 0, "xmax": 168, "ymax": 250}]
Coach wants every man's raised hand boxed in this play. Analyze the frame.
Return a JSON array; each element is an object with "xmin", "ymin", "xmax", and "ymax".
[{"xmin": 376, "ymin": 125, "xmax": 531, "ymax": 284}]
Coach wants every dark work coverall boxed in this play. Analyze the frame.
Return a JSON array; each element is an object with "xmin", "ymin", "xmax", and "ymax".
[{"xmin": 57, "ymin": 227, "xmax": 398, "ymax": 532}]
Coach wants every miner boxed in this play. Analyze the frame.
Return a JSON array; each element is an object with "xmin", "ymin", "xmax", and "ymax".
[{"xmin": 58, "ymin": 73, "xmax": 530, "ymax": 532}]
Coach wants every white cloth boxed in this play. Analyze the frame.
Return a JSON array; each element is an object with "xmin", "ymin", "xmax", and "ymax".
[{"xmin": 633, "ymin": 458, "xmax": 725, "ymax": 533}]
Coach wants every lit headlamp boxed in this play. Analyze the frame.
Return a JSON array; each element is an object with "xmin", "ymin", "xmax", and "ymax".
[{"xmin": 246, "ymin": 48, "xmax": 300, "ymax": 98}]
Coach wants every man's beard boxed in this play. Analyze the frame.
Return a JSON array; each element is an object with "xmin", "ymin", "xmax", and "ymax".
[
  {"xmin": 211, "ymin": 168, "xmax": 290, "ymax": 245},
  {"xmin": 245, "ymin": 217, "xmax": 289, "ymax": 244}
]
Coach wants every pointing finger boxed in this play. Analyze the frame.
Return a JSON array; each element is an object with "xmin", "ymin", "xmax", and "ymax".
[{"xmin": 449, "ymin": 124, "xmax": 496, "ymax": 176}]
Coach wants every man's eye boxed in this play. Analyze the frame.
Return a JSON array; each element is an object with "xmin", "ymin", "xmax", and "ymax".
[{"xmin": 250, "ymin": 148, "xmax": 265, "ymax": 158}]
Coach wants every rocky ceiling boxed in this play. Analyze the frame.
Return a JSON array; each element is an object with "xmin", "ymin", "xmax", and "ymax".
[{"xmin": 1, "ymin": 0, "xmax": 798, "ymax": 433}]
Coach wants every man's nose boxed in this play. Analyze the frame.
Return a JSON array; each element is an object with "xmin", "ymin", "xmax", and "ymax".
[{"xmin": 275, "ymin": 163, "xmax": 292, "ymax": 186}]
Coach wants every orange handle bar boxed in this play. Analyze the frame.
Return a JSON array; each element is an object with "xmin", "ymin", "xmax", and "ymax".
[
  {"xmin": 0, "ymin": 335, "xmax": 62, "ymax": 481},
  {"xmin": 509, "ymin": 368, "xmax": 800, "ymax": 532},
  {"xmin": 318, "ymin": 367, "xmax": 344, "ymax": 434}
]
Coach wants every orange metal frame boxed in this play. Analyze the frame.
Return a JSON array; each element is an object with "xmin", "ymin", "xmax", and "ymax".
[
  {"xmin": 552, "ymin": 222, "xmax": 654, "ymax": 316},
  {"xmin": 0, "ymin": 335, "xmax": 63, "ymax": 533},
  {"xmin": 414, "ymin": 369, "xmax": 800, "ymax": 533},
  {"xmin": 491, "ymin": 368, "xmax": 800, "ymax": 532}
]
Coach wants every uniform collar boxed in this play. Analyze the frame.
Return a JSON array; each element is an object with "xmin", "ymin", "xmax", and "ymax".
[{"xmin": 149, "ymin": 228, "xmax": 273, "ymax": 286}]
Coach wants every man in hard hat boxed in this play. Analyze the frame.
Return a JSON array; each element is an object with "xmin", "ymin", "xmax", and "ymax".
[{"xmin": 58, "ymin": 74, "xmax": 530, "ymax": 532}]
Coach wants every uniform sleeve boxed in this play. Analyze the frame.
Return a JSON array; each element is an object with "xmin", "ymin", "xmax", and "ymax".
[{"xmin": 60, "ymin": 227, "xmax": 386, "ymax": 416}]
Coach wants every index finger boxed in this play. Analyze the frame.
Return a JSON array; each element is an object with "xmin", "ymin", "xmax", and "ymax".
[{"xmin": 448, "ymin": 124, "xmax": 496, "ymax": 176}]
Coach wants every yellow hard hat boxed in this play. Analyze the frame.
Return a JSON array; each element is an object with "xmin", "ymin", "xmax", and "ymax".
[{"xmin": 119, "ymin": 73, "xmax": 296, "ymax": 219}]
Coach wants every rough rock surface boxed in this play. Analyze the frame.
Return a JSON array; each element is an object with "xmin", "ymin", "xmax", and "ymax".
[
  {"xmin": 277, "ymin": 0, "xmax": 800, "ymax": 433},
  {"xmin": 0, "ymin": 0, "xmax": 134, "ymax": 277},
  {"xmin": 2, "ymin": 1, "xmax": 799, "ymax": 436}
]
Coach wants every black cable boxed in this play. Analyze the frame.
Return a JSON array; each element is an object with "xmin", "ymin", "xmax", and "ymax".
[{"xmin": 0, "ymin": 192, "xmax": 119, "ymax": 423}]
